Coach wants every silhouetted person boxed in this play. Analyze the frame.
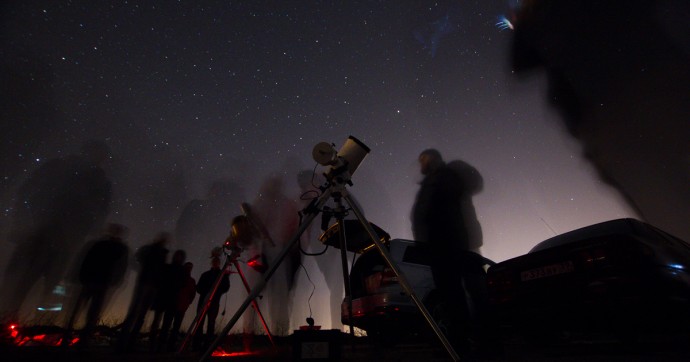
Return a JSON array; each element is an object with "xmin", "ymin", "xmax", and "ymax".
[
  {"xmin": 63, "ymin": 223, "xmax": 129, "ymax": 346},
  {"xmin": 1, "ymin": 140, "xmax": 112, "ymax": 318},
  {"xmin": 159, "ymin": 261, "xmax": 196, "ymax": 352},
  {"xmin": 150, "ymin": 249, "xmax": 187, "ymax": 351},
  {"xmin": 511, "ymin": 0, "xmax": 690, "ymax": 241},
  {"xmin": 194, "ymin": 255, "xmax": 230, "ymax": 350},
  {"xmin": 411, "ymin": 149, "xmax": 488, "ymax": 353},
  {"xmin": 117, "ymin": 232, "xmax": 170, "ymax": 352}
]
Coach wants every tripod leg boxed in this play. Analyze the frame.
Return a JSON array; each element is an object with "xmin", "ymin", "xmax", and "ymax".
[
  {"xmin": 336, "ymin": 216, "xmax": 355, "ymax": 337},
  {"xmin": 343, "ymin": 194, "xmax": 461, "ymax": 362},
  {"xmin": 232, "ymin": 260, "xmax": 275, "ymax": 347},
  {"xmin": 198, "ymin": 188, "xmax": 332, "ymax": 362}
]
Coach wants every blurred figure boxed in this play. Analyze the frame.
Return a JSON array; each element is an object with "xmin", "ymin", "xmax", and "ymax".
[
  {"xmin": 411, "ymin": 149, "xmax": 488, "ymax": 353},
  {"xmin": 63, "ymin": 223, "xmax": 129, "ymax": 346},
  {"xmin": 194, "ymin": 254, "xmax": 230, "ymax": 350},
  {"xmin": 175, "ymin": 179, "xmax": 246, "ymax": 279},
  {"xmin": 412, "ymin": 149, "xmax": 483, "ymax": 251},
  {"xmin": 117, "ymin": 232, "xmax": 170, "ymax": 352},
  {"xmin": 251, "ymin": 174, "xmax": 299, "ymax": 335},
  {"xmin": 150, "ymin": 249, "xmax": 187, "ymax": 351},
  {"xmin": 1, "ymin": 140, "xmax": 112, "ymax": 319},
  {"xmin": 511, "ymin": 0, "xmax": 690, "ymax": 241}
]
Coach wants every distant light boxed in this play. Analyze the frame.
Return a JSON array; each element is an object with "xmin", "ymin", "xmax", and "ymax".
[
  {"xmin": 37, "ymin": 303, "xmax": 62, "ymax": 312},
  {"xmin": 669, "ymin": 264, "xmax": 685, "ymax": 270},
  {"xmin": 496, "ymin": 15, "xmax": 514, "ymax": 31}
]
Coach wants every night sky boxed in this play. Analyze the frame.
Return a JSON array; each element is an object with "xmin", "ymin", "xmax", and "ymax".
[{"xmin": 1, "ymin": 1, "xmax": 639, "ymax": 328}]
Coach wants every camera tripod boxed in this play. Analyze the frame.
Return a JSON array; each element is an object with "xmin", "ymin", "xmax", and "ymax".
[
  {"xmin": 178, "ymin": 246, "xmax": 274, "ymax": 353},
  {"xmin": 198, "ymin": 171, "xmax": 460, "ymax": 361}
]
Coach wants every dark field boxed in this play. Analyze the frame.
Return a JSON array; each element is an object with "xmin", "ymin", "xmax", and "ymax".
[{"xmin": 3, "ymin": 324, "xmax": 690, "ymax": 361}]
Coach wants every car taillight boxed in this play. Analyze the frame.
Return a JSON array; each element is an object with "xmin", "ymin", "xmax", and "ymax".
[
  {"xmin": 579, "ymin": 247, "xmax": 609, "ymax": 269},
  {"xmin": 364, "ymin": 272, "xmax": 383, "ymax": 294},
  {"xmin": 363, "ymin": 268, "xmax": 398, "ymax": 294},
  {"xmin": 381, "ymin": 268, "xmax": 398, "ymax": 284},
  {"xmin": 579, "ymin": 241, "xmax": 652, "ymax": 269}
]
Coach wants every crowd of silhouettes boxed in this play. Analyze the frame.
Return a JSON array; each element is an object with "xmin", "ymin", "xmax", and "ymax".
[{"xmin": 1, "ymin": 141, "xmax": 499, "ymax": 357}]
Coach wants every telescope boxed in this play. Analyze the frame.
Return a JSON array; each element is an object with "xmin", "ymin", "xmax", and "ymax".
[{"xmin": 312, "ymin": 135, "xmax": 370, "ymax": 181}]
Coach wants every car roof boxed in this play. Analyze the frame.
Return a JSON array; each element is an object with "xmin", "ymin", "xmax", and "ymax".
[{"xmin": 529, "ymin": 218, "xmax": 648, "ymax": 253}]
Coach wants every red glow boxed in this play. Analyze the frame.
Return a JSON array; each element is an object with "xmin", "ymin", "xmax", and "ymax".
[
  {"xmin": 211, "ymin": 347, "xmax": 259, "ymax": 357},
  {"xmin": 33, "ymin": 334, "xmax": 46, "ymax": 341},
  {"xmin": 9, "ymin": 324, "xmax": 19, "ymax": 338}
]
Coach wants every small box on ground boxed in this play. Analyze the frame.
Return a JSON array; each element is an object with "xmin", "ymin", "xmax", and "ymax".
[{"xmin": 292, "ymin": 329, "xmax": 343, "ymax": 361}]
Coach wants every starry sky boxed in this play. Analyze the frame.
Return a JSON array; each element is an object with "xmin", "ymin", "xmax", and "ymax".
[{"xmin": 0, "ymin": 1, "xmax": 638, "ymax": 325}]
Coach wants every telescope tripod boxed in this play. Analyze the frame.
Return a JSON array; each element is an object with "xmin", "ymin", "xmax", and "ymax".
[
  {"xmin": 199, "ymin": 177, "xmax": 460, "ymax": 361},
  {"xmin": 178, "ymin": 249, "xmax": 274, "ymax": 353}
]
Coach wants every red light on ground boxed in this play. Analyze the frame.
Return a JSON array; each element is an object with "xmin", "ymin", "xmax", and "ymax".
[
  {"xmin": 32, "ymin": 334, "xmax": 46, "ymax": 341},
  {"xmin": 211, "ymin": 348, "xmax": 259, "ymax": 357}
]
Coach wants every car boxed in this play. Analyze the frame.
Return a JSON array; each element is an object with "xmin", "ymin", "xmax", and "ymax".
[
  {"xmin": 486, "ymin": 218, "xmax": 690, "ymax": 343},
  {"xmin": 340, "ymin": 239, "xmax": 432, "ymax": 340},
  {"xmin": 338, "ymin": 236, "xmax": 494, "ymax": 343}
]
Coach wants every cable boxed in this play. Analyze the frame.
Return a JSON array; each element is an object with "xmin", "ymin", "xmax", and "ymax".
[{"xmin": 299, "ymin": 262, "xmax": 316, "ymax": 320}]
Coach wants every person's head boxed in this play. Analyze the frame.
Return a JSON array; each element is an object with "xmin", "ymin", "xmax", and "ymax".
[
  {"xmin": 105, "ymin": 223, "xmax": 129, "ymax": 240},
  {"xmin": 172, "ymin": 249, "xmax": 186, "ymax": 265},
  {"xmin": 418, "ymin": 149, "xmax": 444, "ymax": 176},
  {"xmin": 211, "ymin": 256, "xmax": 221, "ymax": 269}
]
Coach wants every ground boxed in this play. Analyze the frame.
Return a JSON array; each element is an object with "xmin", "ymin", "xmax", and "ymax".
[{"xmin": 2, "ymin": 323, "xmax": 690, "ymax": 361}]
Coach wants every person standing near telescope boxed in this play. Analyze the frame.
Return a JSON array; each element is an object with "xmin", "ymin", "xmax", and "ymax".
[
  {"xmin": 194, "ymin": 252, "xmax": 230, "ymax": 350},
  {"xmin": 411, "ymin": 148, "xmax": 489, "ymax": 353}
]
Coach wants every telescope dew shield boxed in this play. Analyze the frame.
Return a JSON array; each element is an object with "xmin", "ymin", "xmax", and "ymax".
[
  {"xmin": 337, "ymin": 136, "xmax": 370, "ymax": 177},
  {"xmin": 312, "ymin": 136, "xmax": 370, "ymax": 180},
  {"xmin": 229, "ymin": 215, "xmax": 254, "ymax": 249}
]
